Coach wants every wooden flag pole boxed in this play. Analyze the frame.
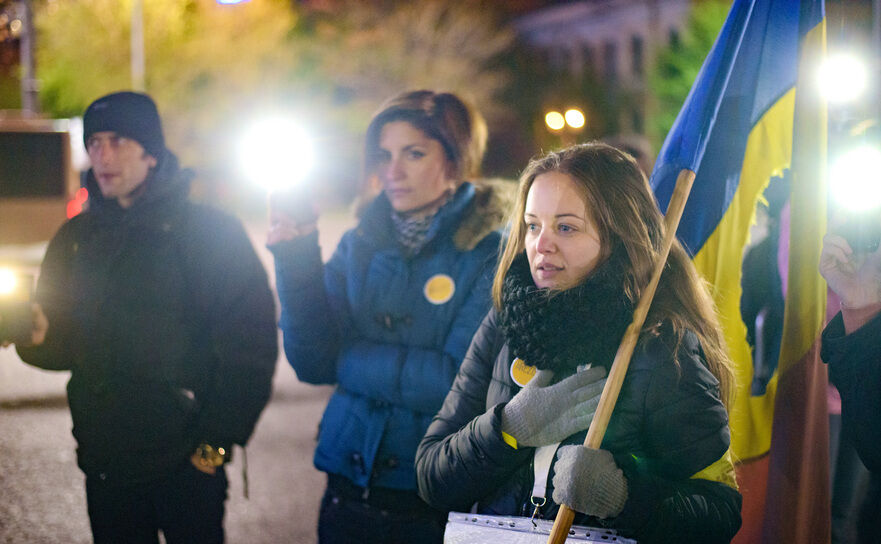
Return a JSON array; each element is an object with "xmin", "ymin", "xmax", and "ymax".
[{"xmin": 546, "ymin": 168, "xmax": 696, "ymax": 544}]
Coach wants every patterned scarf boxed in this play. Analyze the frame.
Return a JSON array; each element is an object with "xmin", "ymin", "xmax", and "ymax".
[
  {"xmin": 498, "ymin": 250, "xmax": 634, "ymax": 374},
  {"xmin": 390, "ymin": 190, "xmax": 456, "ymax": 257},
  {"xmin": 390, "ymin": 210, "xmax": 435, "ymax": 257}
]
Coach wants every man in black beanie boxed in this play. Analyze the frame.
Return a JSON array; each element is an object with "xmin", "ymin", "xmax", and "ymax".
[{"xmin": 9, "ymin": 90, "xmax": 278, "ymax": 543}]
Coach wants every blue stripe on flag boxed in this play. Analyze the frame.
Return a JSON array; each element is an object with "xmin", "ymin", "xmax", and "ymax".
[{"xmin": 650, "ymin": 0, "xmax": 810, "ymax": 255}]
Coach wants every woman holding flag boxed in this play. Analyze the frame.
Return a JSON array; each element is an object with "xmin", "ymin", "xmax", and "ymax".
[{"xmin": 416, "ymin": 143, "xmax": 742, "ymax": 543}]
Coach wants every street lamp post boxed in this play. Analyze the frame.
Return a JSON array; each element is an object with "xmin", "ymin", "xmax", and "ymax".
[
  {"xmin": 130, "ymin": 0, "xmax": 249, "ymax": 91},
  {"xmin": 131, "ymin": 0, "xmax": 145, "ymax": 91},
  {"xmin": 18, "ymin": 0, "xmax": 38, "ymax": 114}
]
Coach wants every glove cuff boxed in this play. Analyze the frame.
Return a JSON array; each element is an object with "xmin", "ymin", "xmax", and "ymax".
[{"xmin": 500, "ymin": 403, "xmax": 528, "ymax": 445}]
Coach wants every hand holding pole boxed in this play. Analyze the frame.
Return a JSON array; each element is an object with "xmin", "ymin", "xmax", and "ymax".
[{"xmin": 546, "ymin": 168, "xmax": 696, "ymax": 544}]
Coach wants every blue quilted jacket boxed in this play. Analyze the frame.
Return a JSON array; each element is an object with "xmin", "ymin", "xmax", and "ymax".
[{"xmin": 271, "ymin": 182, "xmax": 506, "ymax": 490}]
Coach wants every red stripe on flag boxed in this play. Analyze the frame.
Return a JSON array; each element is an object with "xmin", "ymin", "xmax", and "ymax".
[
  {"xmin": 762, "ymin": 342, "xmax": 831, "ymax": 543},
  {"xmin": 732, "ymin": 455, "xmax": 769, "ymax": 544}
]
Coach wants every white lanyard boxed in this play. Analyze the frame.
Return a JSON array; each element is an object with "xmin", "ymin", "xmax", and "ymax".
[{"xmin": 531, "ymin": 442, "xmax": 561, "ymax": 519}]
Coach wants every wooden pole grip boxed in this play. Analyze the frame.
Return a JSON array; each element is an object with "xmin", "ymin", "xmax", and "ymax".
[{"xmin": 546, "ymin": 169, "xmax": 696, "ymax": 544}]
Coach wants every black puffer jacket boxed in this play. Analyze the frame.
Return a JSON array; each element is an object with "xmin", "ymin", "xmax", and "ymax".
[
  {"xmin": 821, "ymin": 311, "xmax": 881, "ymax": 472},
  {"xmin": 416, "ymin": 310, "xmax": 742, "ymax": 543},
  {"xmin": 17, "ymin": 151, "xmax": 277, "ymax": 484}
]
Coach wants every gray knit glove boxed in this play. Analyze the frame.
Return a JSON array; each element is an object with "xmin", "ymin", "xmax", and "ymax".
[
  {"xmin": 552, "ymin": 445, "xmax": 628, "ymax": 519},
  {"xmin": 501, "ymin": 367, "xmax": 606, "ymax": 448}
]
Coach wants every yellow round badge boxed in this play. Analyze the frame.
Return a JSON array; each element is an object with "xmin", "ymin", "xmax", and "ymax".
[
  {"xmin": 424, "ymin": 274, "xmax": 455, "ymax": 305},
  {"xmin": 510, "ymin": 358, "xmax": 537, "ymax": 387}
]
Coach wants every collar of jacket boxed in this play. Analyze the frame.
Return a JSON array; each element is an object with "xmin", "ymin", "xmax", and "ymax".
[
  {"xmin": 358, "ymin": 180, "xmax": 510, "ymax": 253},
  {"xmin": 82, "ymin": 149, "xmax": 194, "ymax": 224}
]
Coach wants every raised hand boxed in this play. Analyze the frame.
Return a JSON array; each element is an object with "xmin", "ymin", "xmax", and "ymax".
[{"xmin": 820, "ymin": 233, "xmax": 881, "ymax": 308}]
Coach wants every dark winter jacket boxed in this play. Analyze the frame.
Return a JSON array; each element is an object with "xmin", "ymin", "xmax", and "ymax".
[
  {"xmin": 416, "ymin": 309, "xmax": 742, "ymax": 544},
  {"xmin": 822, "ymin": 311, "xmax": 881, "ymax": 472},
  {"xmin": 271, "ymin": 181, "xmax": 507, "ymax": 491},
  {"xmin": 17, "ymin": 151, "xmax": 277, "ymax": 484}
]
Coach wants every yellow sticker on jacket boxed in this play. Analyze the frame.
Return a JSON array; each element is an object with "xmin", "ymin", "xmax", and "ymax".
[
  {"xmin": 510, "ymin": 358, "xmax": 537, "ymax": 387},
  {"xmin": 424, "ymin": 274, "xmax": 455, "ymax": 305}
]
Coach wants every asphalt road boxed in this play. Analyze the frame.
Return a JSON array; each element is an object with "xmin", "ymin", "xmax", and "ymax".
[{"xmin": 0, "ymin": 359, "xmax": 333, "ymax": 544}]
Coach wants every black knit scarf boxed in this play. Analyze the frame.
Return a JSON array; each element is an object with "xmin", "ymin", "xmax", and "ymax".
[{"xmin": 499, "ymin": 249, "xmax": 635, "ymax": 374}]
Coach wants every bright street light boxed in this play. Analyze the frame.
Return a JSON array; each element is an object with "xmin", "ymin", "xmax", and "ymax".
[
  {"xmin": 829, "ymin": 145, "xmax": 881, "ymax": 212},
  {"xmin": 545, "ymin": 111, "xmax": 565, "ymax": 131},
  {"xmin": 0, "ymin": 267, "xmax": 17, "ymax": 296},
  {"xmin": 564, "ymin": 108, "xmax": 585, "ymax": 129},
  {"xmin": 238, "ymin": 115, "xmax": 314, "ymax": 193},
  {"xmin": 818, "ymin": 53, "xmax": 869, "ymax": 104}
]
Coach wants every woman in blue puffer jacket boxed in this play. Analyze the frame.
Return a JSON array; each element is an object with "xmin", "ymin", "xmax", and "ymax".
[{"xmin": 267, "ymin": 90, "xmax": 508, "ymax": 544}]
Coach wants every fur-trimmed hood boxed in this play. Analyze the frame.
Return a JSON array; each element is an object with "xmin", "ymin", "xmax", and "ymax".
[
  {"xmin": 356, "ymin": 179, "xmax": 515, "ymax": 255},
  {"xmin": 452, "ymin": 178, "xmax": 515, "ymax": 251}
]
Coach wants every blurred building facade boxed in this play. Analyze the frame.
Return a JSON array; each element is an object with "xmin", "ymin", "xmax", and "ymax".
[{"xmin": 515, "ymin": 0, "xmax": 689, "ymax": 140}]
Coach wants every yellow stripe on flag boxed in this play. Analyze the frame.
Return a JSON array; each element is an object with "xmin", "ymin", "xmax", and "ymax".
[
  {"xmin": 693, "ymin": 90, "xmax": 795, "ymax": 461},
  {"xmin": 779, "ymin": 19, "xmax": 827, "ymax": 375}
]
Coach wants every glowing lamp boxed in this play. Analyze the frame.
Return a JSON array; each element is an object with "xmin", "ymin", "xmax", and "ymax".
[
  {"xmin": 564, "ymin": 108, "xmax": 585, "ymax": 129},
  {"xmin": 238, "ymin": 116, "xmax": 314, "ymax": 193},
  {"xmin": 829, "ymin": 145, "xmax": 881, "ymax": 212},
  {"xmin": 818, "ymin": 53, "xmax": 869, "ymax": 104},
  {"xmin": 545, "ymin": 111, "xmax": 565, "ymax": 131}
]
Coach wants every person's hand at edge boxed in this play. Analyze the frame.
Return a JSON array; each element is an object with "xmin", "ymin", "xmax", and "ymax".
[
  {"xmin": 1, "ymin": 303, "xmax": 48, "ymax": 348},
  {"xmin": 266, "ymin": 192, "xmax": 318, "ymax": 246},
  {"xmin": 820, "ymin": 232, "xmax": 881, "ymax": 309}
]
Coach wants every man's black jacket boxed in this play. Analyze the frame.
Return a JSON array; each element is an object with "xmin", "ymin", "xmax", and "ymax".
[{"xmin": 17, "ymin": 151, "xmax": 277, "ymax": 484}]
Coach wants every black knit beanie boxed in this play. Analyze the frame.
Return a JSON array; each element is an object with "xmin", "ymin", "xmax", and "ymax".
[{"xmin": 83, "ymin": 91, "xmax": 165, "ymax": 158}]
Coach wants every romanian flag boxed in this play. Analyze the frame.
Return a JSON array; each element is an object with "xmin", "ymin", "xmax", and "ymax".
[{"xmin": 649, "ymin": 0, "xmax": 829, "ymax": 542}]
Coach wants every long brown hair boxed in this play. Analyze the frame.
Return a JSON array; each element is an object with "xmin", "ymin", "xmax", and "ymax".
[{"xmin": 493, "ymin": 143, "xmax": 734, "ymax": 407}]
